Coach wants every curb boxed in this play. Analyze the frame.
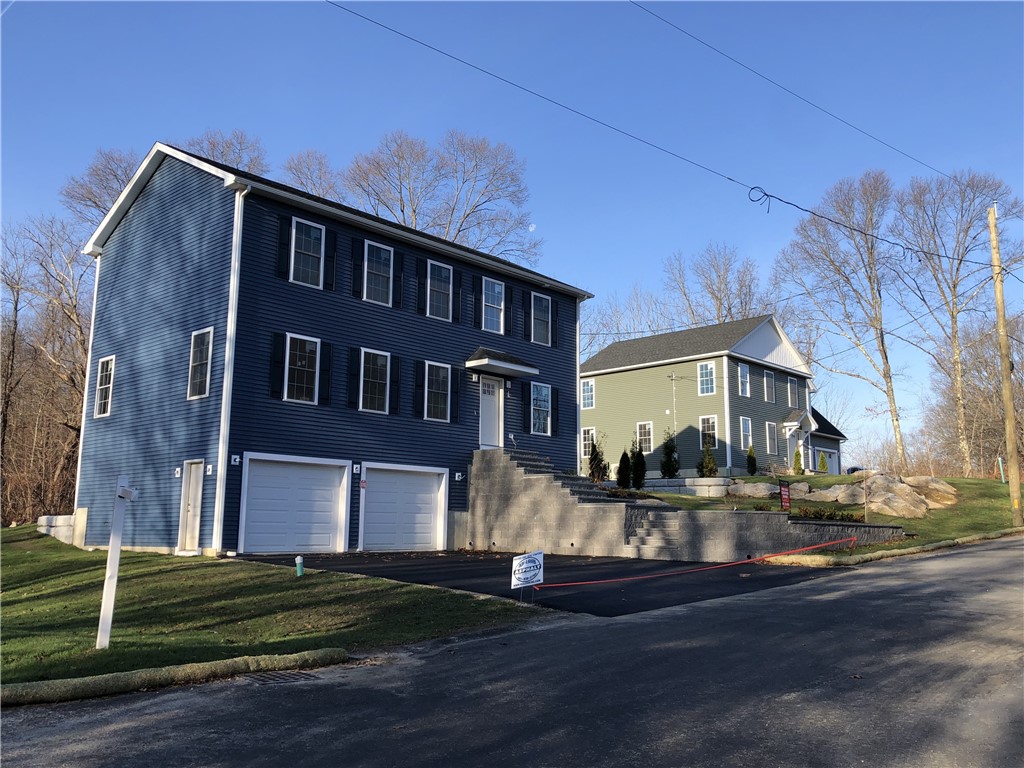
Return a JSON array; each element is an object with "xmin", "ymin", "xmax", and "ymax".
[
  {"xmin": 769, "ymin": 527, "xmax": 1024, "ymax": 568},
  {"xmin": 1, "ymin": 647, "xmax": 349, "ymax": 708}
]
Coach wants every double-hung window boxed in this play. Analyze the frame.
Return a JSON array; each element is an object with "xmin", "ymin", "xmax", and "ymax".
[
  {"xmin": 581, "ymin": 379, "xmax": 595, "ymax": 409},
  {"xmin": 285, "ymin": 334, "xmax": 320, "ymax": 404},
  {"xmin": 581, "ymin": 427, "xmax": 596, "ymax": 463},
  {"xmin": 94, "ymin": 356, "xmax": 115, "ymax": 417},
  {"xmin": 290, "ymin": 218, "xmax": 325, "ymax": 289},
  {"xmin": 364, "ymin": 241, "xmax": 394, "ymax": 306},
  {"xmin": 425, "ymin": 362, "xmax": 451, "ymax": 422},
  {"xmin": 698, "ymin": 362, "xmax": 715, "ymax": 395},
  {"xmin": 764, "ymin": 371, "xmax": 776, "ymax": 403},
  {"xmin": 637, "ymin": 421, "xmax": 653, "ymax": 454},
  {"xmin": 187, "ymin": 328, "xmax": 213, "ymax": 400},
  {"xmin": 482, "ymin": 278, "xmax": 504, "ymax": 333},
  {"xmin": 360, "ymin": 349, "xmax": 390, "ymax": 413},
  {"xmin": 531, "ymin": 382, "xmax": 552, "ymax": 435},
  {"xmin": 427, "ymin": 260, "xmax": 452, "ymax": 321},
  {"xmin": 531, "ymin": 293, "xmax": 551, "ymax": 346},
  {"xmin": 788, "ymin": 377, "xmax": 799, "ymax": 408},
  {"xmin": 740, "ymin": 417, "xmax": 752, "ymax": 450},
  {"xmin": 766, "ymin": 422, "xmax": 778, "ymax": 454},
  {"xmin": 699, "ymin": 415, "xmax": 718, "ymax": 449},
  {"xmin": 738, "ymin": 363, "xmax": 750, "ymax": 397}
]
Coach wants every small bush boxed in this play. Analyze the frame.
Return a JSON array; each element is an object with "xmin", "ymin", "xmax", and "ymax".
[
  {"xmin": 793, "ymin": 447, "xmax": 803, "ymax": 474},
  {"xmin": 630, "ymin": 439, "xmax": 646, "ymax": 490},
  {"xmin": 588, "ymin": 440, "xmax": 609, "ymax": 483},
  {"xmin": 616, "ymin": 451, "xmax": 632, "ymax": 489},
  {"xmin": 817, "ymin": 452, "xmax": 828, "ymax": 473},
  {"xmin": 660, "ymin": 430, "xmax": 679, "ymax": 479},
  {"xmin": 747, "ymin": 444, "xmax": 757, "ymax": 475},
  {"xmin": 696, "ymin": 441, "xmax": 718, "ymax": 478},
  {"xmin": 793, "ymin": 506, "xmax": 860, "ymax": 522},
  {"xmin": 753, "ymin": 502, "xmax": 772, "ymax": 511}
]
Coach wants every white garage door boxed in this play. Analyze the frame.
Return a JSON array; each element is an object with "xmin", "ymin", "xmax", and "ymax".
[
  {"xmin": 243, "ymin": 460, "xmax": 345, "ymax": 553},
  {"xmin": 362, "ymin": 468, "xmax": 442, "ymax": 551}
]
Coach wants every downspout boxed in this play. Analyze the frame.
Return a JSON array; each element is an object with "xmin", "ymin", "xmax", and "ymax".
[
  {"xmin": 212, "ymin": 183, "xmax": 251, "ymax": 553},
  {"xmin": 722, "ymin": 354, "xmax": 732, "ymax": 474}
]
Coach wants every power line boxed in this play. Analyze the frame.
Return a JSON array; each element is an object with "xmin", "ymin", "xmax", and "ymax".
[{"xmin": 628, "ymin": 1, "xmax": 953, "ymax": 181}]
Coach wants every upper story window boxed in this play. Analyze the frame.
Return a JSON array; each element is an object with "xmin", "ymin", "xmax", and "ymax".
[
  {"xmin": 290, "ymin": 218, "xmax": 325, "ymax": 288},
  {"xmin": 788, "ymin": 376, "xmax": 799, "ymax": 408},
  {"xmin": 531, "ymin": 292, "xmax": 551, "ymax": 346},
  {"xmin": 483, "ymin": 278, "xmax": 504, "ymax": 333},
  {"xmin": 187, "ymin": 328, "xmax": 213, "ymax": 400},
  {"xmin": 425, "ymin": 362, "xmax": 451, "ymax": 422},
  {"xmin": 531, "ymin": 382, "xmax": 551, "ymax": 435},
  {"xmin": 698, "ymin": 361, "xmax": 715, "ymax": 396},
  {"xmin": 637, "ymin": 421, "xmax": 653, "ymax": 454},
  {"xmin": 581, "ymin": 379, "xmax": 595, "ymax": 409},
  {"xmin": 699, "ymin": 415, "xmax": 718, "ymax": 449},
  {"xmin": 94, "ymin": 356, "xmax": 115, "ymax": 418},
  {"xmin": 740, "ymin": 417, "xmax": 752, "ymax": 450},
  {"xmin": 364, "ymin": 241, "xmax": 394, "ymax": 306},
  {"xmin": 360, "ymin": 349, "xmax": 390, "ymax": 414},
  {"xmin": 427, "ymin": 261, "xmax": 453, "ymax": 321},
  {"xmin": 738, "ymin": 363, "xmax": 750, "ymax": 397},
  {"xmin": 285, "ymin": 333, "xmax": 320, "ymax": 404},
  {"xmin": 764, "ymin": 371, "xmax": 776, "ymax": 403}
]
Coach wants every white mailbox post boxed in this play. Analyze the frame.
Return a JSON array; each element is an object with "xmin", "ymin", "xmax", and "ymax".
[{"xmin": 96, "ymin": 475, "xmax": 138, "ymax": 650}]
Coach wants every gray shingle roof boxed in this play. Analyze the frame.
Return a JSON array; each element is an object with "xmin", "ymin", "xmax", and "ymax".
[
  {"xmin": 581, "ymin": 315, "xmax": 773, "ymax": 373},
  {"xmin": 811, "ymin": 407, "xmax": 847, "ymax": 440}
]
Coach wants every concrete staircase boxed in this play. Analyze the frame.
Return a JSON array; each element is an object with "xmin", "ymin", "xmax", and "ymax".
[{"xmin": 503, "ymin": 449, "xmax": 627, "ymax": 506}]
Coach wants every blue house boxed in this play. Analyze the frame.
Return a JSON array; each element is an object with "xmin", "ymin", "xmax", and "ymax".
[{"xmin": 75, "ymin": 143, "xmax": 591, "ymax": 555}]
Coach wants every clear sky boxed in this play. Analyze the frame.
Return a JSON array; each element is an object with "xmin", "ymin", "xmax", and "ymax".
[{"xmin": 3, "ymin": 0, "xmax": 1022, "ymax": 459}]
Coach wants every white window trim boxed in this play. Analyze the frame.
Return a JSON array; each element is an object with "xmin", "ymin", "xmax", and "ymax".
[
  {"xmin": 581, "ymin": 426, "xmax": 596, "ymax": 462},
  {"xmin": 581, "ymin": 378, "xmax": 595, "ymax": 409},
  {"xmin": 482, "ymin": 277, "xmax": 504, "ymax": 334},
  {"xmin": 699, "ymin": 414, "xmax": 718, "ymax": 449},
  {"xmin": 359, "ymin": 347, "xmax": 391, "ymax": 414},
  {"xmin": 424, "ymin": 361, "xmax": 451, "ymax": 423},
  {"xmin": 426, "ymin": 260, "xmax": 453, "ymax": 322},
  {"xmin": 764, "ymin": 371, "xmax": 776, "ymax": 403},
  {"xmin": 637, "ymin": 421, "xmax": 654, "ymax": 454},
  {"xmin": 740, "ymin": 416, "xmax": 752, "ymax": 450},
  {"xmin": 289, "ymin": 217, "xmax": 325, "ymax": 290},
  {"xmin": 531, "ymin": 382, "xmax": 552, "ymax": 436},
  {"xmin": 94, "ymin": 355, "xmax": 115, "ymax": 418},
  {"xmin": 698, "ymin": 361, "xmax": 715, "ymax": 396},
  {"xmin": 788, "ymin": 376, "xmax": 799, "ymax": 408},
  {"xmin": 363, "ymin": 240, "xmax": 394, "ymax": 307},
  {"xmin": 283, "ymin": 333, "xmax": 320, "ymax": 405},
  {"xmin": 531, "ymin": 292, "xmax": 552, "ymax": 346},
  {"xmin": 766, "ymin": 421, "xmax": 778, "ymax": 455},
  {"xmin": 738, "ymin": 363, "xmax": 750, "ymax": 398},
  {"xmin": 187, "ymin": 327, "xmax": 214, "ymax": 400}
]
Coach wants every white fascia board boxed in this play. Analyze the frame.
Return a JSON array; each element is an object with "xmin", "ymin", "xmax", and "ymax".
[
  {"xmin": 727, "ymin": 351, "xmax": 814, "ymax": 380},
  {"xmin": 465, "ymin": 358, "xmax": 540, "ymax": 377},
  {"xmin": 581, "ymin": 351, "xmax": 731, "ymax": 378}
]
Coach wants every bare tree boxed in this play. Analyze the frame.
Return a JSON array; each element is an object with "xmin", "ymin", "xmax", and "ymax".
[
  {"xmin": 342, "ymin": 129, "xmax": 542, "ymax": 265},
  {"xmin": 890, "ymin": 171, "xmax": 1024, "ymax": 476},
  {"xmin": 284, "ymin": 149, "xmax": 344, "ymax": 200},
  {"xmin": 781, "ymin": 170, "xmax": 909, "ymax": 472},
  {"xmin": 181, "ymin": 129, "xmax": 269, "ymax": 175},
  {"xmin": 663, "ymin": 242, "xmax": 769, "ymax": 326},
  {"xmin": 581, "ymin": 285, "xmax": 666, "ymax": 359},
  {"xmin": 59, "ymin": 147, "xmax": 141, "ymax": 229}
]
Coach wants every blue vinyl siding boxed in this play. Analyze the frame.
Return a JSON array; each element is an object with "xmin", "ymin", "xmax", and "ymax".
[
  {"xmin": 75, "ymin": 157, "xmax": 234, "ymax": 547},
  {"xmin": 221, "ymin": 195, "xmax": 579, "ymax": 551}
]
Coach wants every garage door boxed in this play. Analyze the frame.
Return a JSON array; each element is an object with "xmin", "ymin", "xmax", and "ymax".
[
  {"xmin": 361, "ymin": 468, "xmax": 442, "ymax": 551},
  {"xmin": 243, "ymin": 460, "xmax": 345, "ymax": 553}
]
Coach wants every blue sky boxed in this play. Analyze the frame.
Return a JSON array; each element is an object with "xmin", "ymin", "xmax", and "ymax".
[{"xmin": 3, "ymin": 0, "xmax": 1022, "ymax": 458}]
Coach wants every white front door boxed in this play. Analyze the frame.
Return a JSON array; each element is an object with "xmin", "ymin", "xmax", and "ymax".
[
  {"xmin": 177, "ymin": 460, "xmax": 204, "ymax": 553},
  {"xmin": 479, "ymin": 376, "xmax": 503, "ymax": 449}
]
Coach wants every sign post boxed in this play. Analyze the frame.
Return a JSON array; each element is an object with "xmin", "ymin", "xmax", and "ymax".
[
  {"xmin": 778, "ymin": 479, "xmax": 791, "ymax": 513},
  {"xmin": 96, "ymin": 475, "xmax": 138, "ymax": 650}
]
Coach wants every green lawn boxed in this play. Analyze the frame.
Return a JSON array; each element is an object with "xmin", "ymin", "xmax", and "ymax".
[
  {"xmin": 651, "ymin": 476, "xmax": 1022, "ymax": 554},
  {"xmin": 0, "ymin": 527, "xmax": 531, "ymax": 684}
]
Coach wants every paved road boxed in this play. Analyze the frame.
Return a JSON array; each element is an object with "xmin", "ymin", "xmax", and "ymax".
[{"xmin": 4, "ymin": 537, "xmax": 1022, "ymax": 768}]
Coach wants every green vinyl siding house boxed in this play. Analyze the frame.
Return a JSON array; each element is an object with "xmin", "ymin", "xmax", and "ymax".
[{"xmin": 579, "ymin": 315, "xmax": 846, "ymax": 478}]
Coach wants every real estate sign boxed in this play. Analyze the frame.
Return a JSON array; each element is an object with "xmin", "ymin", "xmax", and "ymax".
[{"xmin": 511, "ymin": 550, "xmax": 544, "ymax": 589}]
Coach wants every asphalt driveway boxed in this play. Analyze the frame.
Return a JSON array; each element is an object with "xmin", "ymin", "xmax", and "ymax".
[{"xmin": 240, "ymin": 551, "xmax": 850, "ymax": 617}]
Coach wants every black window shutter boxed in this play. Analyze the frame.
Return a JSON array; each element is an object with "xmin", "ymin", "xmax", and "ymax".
[
  {"xmin": 451, "ymin": 367, "xmax": 461, "ymax": 423},
  {"xmin": 472, "ymin": 275, "xmax": 482, "ymax": 328},
  {"xmin": 551, "ymin": 387, "xmax": 559, "ymax": 436},
  {"xmin": 351, "ymin": 239, "xmax": 364, "ymax": 299},
  {"xmin": 414, "ymin": 361, "xmax": 425, "ymax": 418},
  {"xmin": 277, "ymin": 216, "xmax": 291, "ymax": 279},
  {"xmin": 551, "ymin": 300, "xmax": 559, "ymax": 348},
  {"xmin": 522, "ymin": 380, "xmax": 531, "ymax": 432},
  {"xmin": 504, "ymin": 290, "xmax": 513, "ymax": 336},
  {"xmin": 347, "ymin": 347, "xmax": 360, "ymax": 408},
  {"xmin": 319, "ymin": 342, "xmax": 333, "ymax": 406},
  {"xmin": 393, "ymin": 253, "xmax": 404, "ymax": 309},
  {"xmin": 416, "ymin": 259, "xmax": 427, "ymax": 315},
  {"xmin": 324, "ymin": 230, "xmax": 336, "ymax": 291},
  {"xmin": 389, "ymin": 356, "xmax": 401, "ymax": 415},
  {"xmin": 452, "ymin": 270, "xmax": 462, "ymax": 323},
  {"xmin": 270, "ymin": 332, "xmax": 285, "ymax": 399},
  {"xmin": 523, "ymin": 289, "xmax": 532, "ymax": 340}
]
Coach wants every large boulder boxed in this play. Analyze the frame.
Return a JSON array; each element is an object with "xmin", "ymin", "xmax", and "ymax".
[
  {"xmin": 728, "ymin": 482, "xmax": 778, "ymax": 498},
  {"xmin": 864, "ymin": 475, "xmax": 929, "ymax": 518},
  {"xmin": 901, "ymin": 476, "xmax": 958, "ymax": 509},
  {"xmin": 835, "ymin": 484, "xmax": 866, "ymax": 505},
  {"xmin": 789, "ymin": 482, "xmax": 811, "ymax": 499}
]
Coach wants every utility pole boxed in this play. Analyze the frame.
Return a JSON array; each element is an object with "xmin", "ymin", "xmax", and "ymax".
[{"xmin": 987, "ymin": 205, "xmax": 1022, "ymax": 527}]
